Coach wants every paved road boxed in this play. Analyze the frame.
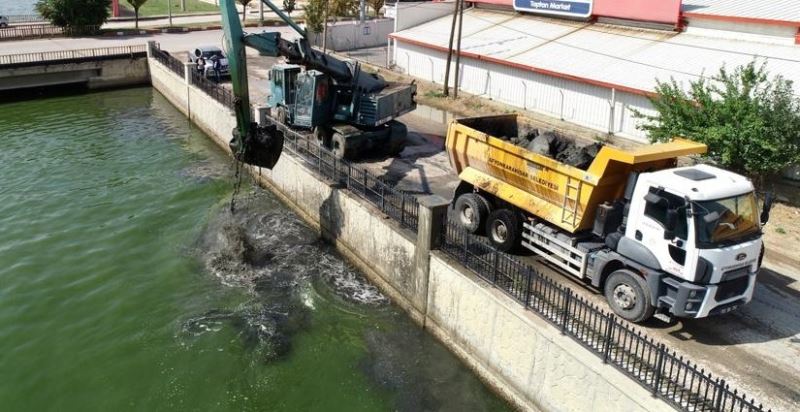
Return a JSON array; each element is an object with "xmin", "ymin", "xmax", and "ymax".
[{"xmin": 3, "ymin": 32, "xmax": 798, "ymax": 411}]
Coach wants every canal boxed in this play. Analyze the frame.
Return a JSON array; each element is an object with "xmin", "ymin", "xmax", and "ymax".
[{"xmin": 0, "ymin": 87, "xmax": 509, "ymax": 411}]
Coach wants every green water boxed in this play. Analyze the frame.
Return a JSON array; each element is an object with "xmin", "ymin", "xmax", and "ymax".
[{"xmin": 0, "ymin": 88, "xmax": 508, "ymax": 411}]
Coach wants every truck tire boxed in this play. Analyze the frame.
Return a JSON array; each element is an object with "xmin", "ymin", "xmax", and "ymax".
[
  {"xmin": 454, "ymin": 193, "xmax": 490, "ymax": 234},
  {"xmin": 331, "ymin": 132, "xmax": 352, "ymax": 159},
  {"xmin": 604, "ymin": 269, "xmax": 655, "ymax": 323},
  {"xmin": 485, "ymin": 208, "xmax": 521, "ymax": 253}
]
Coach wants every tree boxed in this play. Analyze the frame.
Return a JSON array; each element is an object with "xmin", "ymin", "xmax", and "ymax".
[
  {"xmin": 368, "ymin": 0, "xmax": 383, "ymax": 16},
  {"xmin": 127, "ymin": 0, "xmax": 149, "ymax": 29},
  {"xmin": 329, "ymin": 0, "xmax": 357, "ymax": 18},
  {"xmin": 635, "ymin": 61, "xmax": 800, "ymax": 182},
  {"xmin": 303, "ymin": 0, "xmax": 325, "ymax": 34},
  {"xmin": 238, "ymin": 0, "xmax": 253, "ymax": 22},
  {"xmin": 36, "ymin": 0, "xmax": 111, "ymax": 35},
  {"xmin": 283, "ymin": 0, "xmax": 296, "ymax": 16}
]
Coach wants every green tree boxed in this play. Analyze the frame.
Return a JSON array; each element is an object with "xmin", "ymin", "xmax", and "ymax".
[
  {"xmin": 283, "ymin": 0, "xmax": 296, "ymax": 16},
  {"xmin": 36, "ymin": 0, "xmax": 111, "ymax": 35},
  {"xmin": 635, "ymin": 61, "xmax": 800, "ymax": 182},
  {"xmin": 127, "ymin": 0, "xmax": 148, "ymax": 29},
  {"xmin": 368, "ymin": 0, "xmax": 384, "ymax": 16},
  {"xmin": 303, "ymin": 0, "xmax": 325, "ymax": 33},
  {"xmin": 329, "ymin": 0, "xmax": 357, "ymax": 18},
  {"xmin": 238, "ymin": 0, "xmax": 253, "ymax": 22}
]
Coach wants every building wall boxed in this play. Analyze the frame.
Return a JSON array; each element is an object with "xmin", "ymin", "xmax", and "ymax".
[{"xmin": 393, "ymin": 41, "xmax": 652, "ymax": 141}]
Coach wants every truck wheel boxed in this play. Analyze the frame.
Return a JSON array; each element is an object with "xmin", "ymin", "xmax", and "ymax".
[
  {"xmin": 313, "ymin": 127, "xmax": 331, "ymax": 149},
  {"xmin": 331, "ymin": 133, "xmax": 352, "ymax": 159},
  {"xmin": 454, "ymin": 193, "xmax": 490, "ymax": 234},
  {"xmin": 604, "ymin": 270, "xmax": 655, "ymax": 323},
  {"xmin": 485, "ymin": 209, "xmax": 521, "ymax": 253}
]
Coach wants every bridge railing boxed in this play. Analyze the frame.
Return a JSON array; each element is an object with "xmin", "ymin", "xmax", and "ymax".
[
  {"xmin": 0, "ymin": 45, "xmax": 145, "ymax": 66},
  {"xmin": 5, "ymin": 14, "xmax": 47, "ymax": 24}
]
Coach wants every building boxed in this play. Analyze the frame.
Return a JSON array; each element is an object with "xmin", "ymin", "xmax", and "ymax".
[{"xmin": 388, "ymin": 0, "xmax": 800, "ymax": 142}]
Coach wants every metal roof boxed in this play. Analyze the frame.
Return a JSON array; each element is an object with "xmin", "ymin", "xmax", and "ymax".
[
  {"xmin": 391, "ymin": 8, "xmax": 800, "ymax": 96},
  {"xmin": 682, "ymin": 0, "xmax": 800, "ymax": 23}
]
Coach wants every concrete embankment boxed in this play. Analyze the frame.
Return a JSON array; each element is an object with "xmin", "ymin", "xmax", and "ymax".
[
  {"xmin": 147, "ymin": 48, "xmax": 674, "ymax": 412},
  {"xmin": 0, "ymin": 46, "xmax": 149, "ymax": 92}
]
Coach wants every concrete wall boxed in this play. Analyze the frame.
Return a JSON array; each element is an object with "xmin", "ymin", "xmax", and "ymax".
[
  {"xmin": 392, "ymin": 1, "xmax": 456, "ymax": 32},
  {"xmin": 0, "ymin": 57, "xmax": 149, "ymax": 91},
  {"xmin": 393, "ymin": 40, "xmax": 653, "ymax": 141},
  {"xmin": 148, "ymin": 54, "xmax": 677, "ymax": 412},
  {"xmin": 309, "ymin": 19, "xmax": 395, "ymax": 51}
]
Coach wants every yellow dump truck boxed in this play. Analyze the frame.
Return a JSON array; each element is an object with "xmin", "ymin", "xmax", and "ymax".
[{"xmin": 446, "ymin": 114, "xmax": 771, "ymax": 322}]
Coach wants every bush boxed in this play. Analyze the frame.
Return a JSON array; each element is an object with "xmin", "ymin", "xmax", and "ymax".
[
  {"xmin": 283, "ymin": 0, "xmax": 296, "ymax": 16},
  {"xmin": 303, "ymin": 0, "xmax": 325, "ymax": 34},
  {"xmin": 636, "ymin": 61, "xmax": 800, "ymax": 182},
  {"xmin": 36, "ymin": 0, "xmax": 111, "ymax": 35}
]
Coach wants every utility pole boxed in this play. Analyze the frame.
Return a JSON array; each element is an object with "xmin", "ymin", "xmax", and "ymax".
[
  {"xmin": 322, "ymin": 0, "xmax": 329, "ymax": 52},
  {"xmin": 442, "ymin": 0, "xmax": 460, "ymax": 97},
  {"xmin": 181, "ymin": 0, "xmax": 186, "ymax": 12},
  {"xmin": 259, "ymin": 0, "xmax": 264, "ymax": 24},
  {"xmin": 359, "ymin": 0, "xmax": 366, "ymax": 23},
  {"xmin": 168, "ymin": 0, "xmax": 173, "ymax": 27},
  {"xmin": 453, "ymin": 0, "xmax": 464, "ymax": 99}
]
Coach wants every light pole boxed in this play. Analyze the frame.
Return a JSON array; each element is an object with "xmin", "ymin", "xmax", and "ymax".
[{"xmin": 168, "ymin": 0, "xmax": 173, "ymax": 27}]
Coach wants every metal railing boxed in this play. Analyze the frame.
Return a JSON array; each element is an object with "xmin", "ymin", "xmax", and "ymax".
[
  {"xmin": 0, "ymin": 24, "xmax": 63, "ymax": 40},
  {"xmin": 190, "ymin": 69, "xmax": 235, "ymax": 109},
  {"xmin": 440, "ymin": 220, "xmax": 769, "ymax": 412},
  {"xmin": 150, "ymin": 44, "xmax": 184, "ymax": 77},
  {"xmin": 0, "ymin": 45, "xmax": 146, "ymax": 66},
  {"xmin": 147, "ymin": 43, "xmax": 419, "ymax": 232},
  {"xmin": 6, "ymin": 14, "xmax": 47, "ymax": 24}
]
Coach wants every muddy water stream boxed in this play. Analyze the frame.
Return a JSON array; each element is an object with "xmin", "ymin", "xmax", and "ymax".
[{"xmin": 0, "ymin": 88, "xmax": 508, "ymax": 411}]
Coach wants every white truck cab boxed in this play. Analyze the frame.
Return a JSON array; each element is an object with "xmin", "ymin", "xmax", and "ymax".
[{"xmin": 623, "ymin": 164, "xmax": 763, "ymax": 318}]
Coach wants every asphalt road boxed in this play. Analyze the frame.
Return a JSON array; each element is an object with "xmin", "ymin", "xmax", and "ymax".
[{"xmin": 2, "ymin": 30, "xmax": 798, "ymax": 411}]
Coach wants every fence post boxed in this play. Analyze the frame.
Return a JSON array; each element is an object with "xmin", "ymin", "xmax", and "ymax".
[
  {"xmin": 652, "ymin": 344, "xmax": 666, "ymax": 396},
  {"xmin": 380, "ymin": 185, "xmax": 386, "ymax": 212},
  {"xmin": 602, "ymin": 313, "xmax": 615, "ymax": 363},
  {"xmin": 523, "ymin": 268, "xmax": 533, "ymax": 307},
  {"xmin": 561, "ymin": 288, "xmax": 572, "ymax": 334},
  {"xmin": 400, "ymin": 193, "xmax": 406, "ymax": 227},
  {"xmin": 184, "ymin": 62, "xmax": 196, "ymax": 85},
  {"xmin": 714, "ymin": 379, "xmax": 726, "ymax": 412},
  {"xmin": 414, "ymin": 195, "xmax": 450, "ymax": 324},
  {"xmin": 492, "ymin": 249, "xmax": 499, "ymax": 284}
]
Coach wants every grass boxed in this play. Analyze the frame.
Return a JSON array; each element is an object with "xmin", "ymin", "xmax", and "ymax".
[{"xmin": 120, "ymin": 0, "xmax": 219, "ymax": 17}]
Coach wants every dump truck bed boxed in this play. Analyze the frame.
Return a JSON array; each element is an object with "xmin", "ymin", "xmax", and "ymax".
[{"xmin": 446, "ymin": 114, "xmax": 707, "ymax": 233}]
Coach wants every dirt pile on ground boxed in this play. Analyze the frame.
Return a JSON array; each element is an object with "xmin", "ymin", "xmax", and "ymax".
[{"xmin": 502, "ymin": 129, "xmax": 603, "ymax": 170}]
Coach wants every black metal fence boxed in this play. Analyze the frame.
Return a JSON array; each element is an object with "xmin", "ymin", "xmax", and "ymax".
[
  {"xmin": 0, "ymin": 45, "xmax": 146, "ymax": 66},
  {"xmin": 148, "ymin": 42, "xmax": 419, "ymax": 232},
  {"xmin": 150, "ymin": 43, "xmax": 184, "ymax": 77},
  {"xmin": 190, "ymin": 69, "xmax": 236, "ymax": 109},
  {"xmin": 278, "ymin": 125, "xmax": 420, "ymax": 232},
  {"xmin": 441, "ymin": 220, "xmax": 769, "ymax": 412},
  {"xmin": 0, "ymin": 24, "xmax": 63, "ymax": 40}
]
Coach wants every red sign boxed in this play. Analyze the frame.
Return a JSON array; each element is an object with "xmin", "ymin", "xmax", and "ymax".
[{"xmin": 593, "ymin": 0, "xmax": 682, "ymax": 25}]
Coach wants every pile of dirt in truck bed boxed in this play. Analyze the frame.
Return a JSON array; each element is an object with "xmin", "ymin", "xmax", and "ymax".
[{"xmin": 501, "ymin": 129, "xmax": 603, "ymax": 170}]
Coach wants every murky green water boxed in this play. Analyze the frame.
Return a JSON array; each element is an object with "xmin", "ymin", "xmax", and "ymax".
[{"xmin": 0, "ymin": 88, "xmax": 508, "ymax": 411}]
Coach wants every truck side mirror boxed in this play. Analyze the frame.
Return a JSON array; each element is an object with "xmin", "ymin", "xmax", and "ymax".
[
  {"xmin": 760, "ymin": 192, "xmax": 775, "ymax": 225},
  {"xmin": 664, "ymin": 209, "xmax": 678, "ymax": 240}
]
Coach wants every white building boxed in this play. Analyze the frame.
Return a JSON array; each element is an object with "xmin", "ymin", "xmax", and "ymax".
[{"xmin": 389, "ymin": 1, "xmax": 800, "ymax": 142}]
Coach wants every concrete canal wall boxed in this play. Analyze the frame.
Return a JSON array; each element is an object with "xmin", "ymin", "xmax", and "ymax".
[
  {"xmin": 0, "ymin": 46, "xmax": 149, "ymax": 92},
  {"xmin": 147, "ymin": 51, "xmax": 673, "ymax": 412}
]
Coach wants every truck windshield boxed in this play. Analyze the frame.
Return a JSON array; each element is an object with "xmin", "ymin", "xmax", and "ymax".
[{"xmin": 694, "ymin": 193, "xmax": 760, "ymax": 247}]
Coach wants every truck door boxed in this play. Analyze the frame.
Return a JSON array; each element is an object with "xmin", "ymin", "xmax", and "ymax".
[
  {"xmin": 293, "ymin": 75, "xmax": 313, "ymax": 128},
  {"xmin": 631, "ymin": 187, "xmax": 697, "ymax": 279}
]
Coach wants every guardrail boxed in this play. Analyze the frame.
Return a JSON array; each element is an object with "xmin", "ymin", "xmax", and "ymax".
[
  {"xmin": 440, "ymin": 220, "xmax": 770, "ymax": 412},
  {"xmin": 5, "ymin": 14, "xmax": 47, "ymax": 24},
  {"xmin": 148, "ymin": 42, "xmax": 420, "ymax": 232},
  {"xmin": 0, "ymin": 24, "xmax": 62, "ymax": 40},
  {"xmin": 0, "ymin": 45, "xmax": 146, "ymax": 66}
]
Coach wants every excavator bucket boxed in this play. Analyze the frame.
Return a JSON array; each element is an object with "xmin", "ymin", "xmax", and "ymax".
[{"xmin": 230, "ymin": 122, "xmax": 284, "ymax": 170}]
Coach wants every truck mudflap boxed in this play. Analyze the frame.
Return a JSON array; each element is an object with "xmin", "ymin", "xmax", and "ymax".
[{"xmin": 647, "ymin": 271, "xmax": 756, "ymax": 318}]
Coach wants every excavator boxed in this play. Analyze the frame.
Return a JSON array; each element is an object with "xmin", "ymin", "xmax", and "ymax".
[{"xmin": 219, "ymin": 0, "xmax": 417, "ymax": 168}]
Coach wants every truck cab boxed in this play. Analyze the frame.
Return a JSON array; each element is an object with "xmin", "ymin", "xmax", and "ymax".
[{"xmin": 621, "ymin": 164, "xmax": 764, "ymax": 318}]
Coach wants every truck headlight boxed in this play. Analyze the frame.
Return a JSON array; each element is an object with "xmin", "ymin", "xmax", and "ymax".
[{"xmin": 685, "ymin": 303, "xmax": 694, "ymax": 311}]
